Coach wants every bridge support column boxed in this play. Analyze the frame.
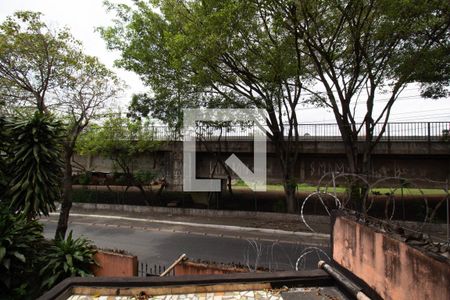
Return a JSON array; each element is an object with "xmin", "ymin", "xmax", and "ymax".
[{"xmin": 168, "ymin": 147, "xmax": 183, "ymax": 191}]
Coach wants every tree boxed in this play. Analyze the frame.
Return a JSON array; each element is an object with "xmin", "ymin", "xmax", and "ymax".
[
  {"xmin": 76, "ymin": 114, "xmax": 163, "ymax": 204},
  {"xmin": 292, "ymin": 0, "xmax": 449, "ymax": 168},
  {"xmin": 277, "ymin": 0, "xmax": 449, "ymax": 210},
  {"xmin": 101, "ymin": 0, "xmax": 309, "ymax": 212},
  {"xmin": 54, "ymin": 55, "xmax": 122, "ymax": 240},
  {"xmin": 0, "ymin": 11, "xmax": 79, "ymax": 112},
  {"xmin": 0, "ymin": 11, "xmax": 122, "ymax": 238}
]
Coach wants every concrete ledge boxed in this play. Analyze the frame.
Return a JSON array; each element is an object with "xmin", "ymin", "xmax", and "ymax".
[
  {"xmin": 38, "ymin": 270, "xmax": 332, "ymax": 300},
  {"xmin": 71, "ymin": 202, "xmax": 330, "ymax": 223}
]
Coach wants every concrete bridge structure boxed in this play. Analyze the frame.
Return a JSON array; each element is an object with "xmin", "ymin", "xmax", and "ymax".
[{"xmin": 74, "ymin": 121, "xmax": 450, "ymax": 189}]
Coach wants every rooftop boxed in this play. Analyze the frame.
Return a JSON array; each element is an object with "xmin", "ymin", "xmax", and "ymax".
[{"xmin": 39, "ymin": 270, "xmax": 354, "ymax": 300}]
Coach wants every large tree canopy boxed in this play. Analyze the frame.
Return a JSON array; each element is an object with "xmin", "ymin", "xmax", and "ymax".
[
  {"xmin": 101, "ymin": 0, "xmax": 311, "ymax": 212},
  {"xmin": 101, "ymin": 0, "xmax": 449, "ymax": 212},
  {"xmin": 0, "ymin": 11, "xmax": 80, "ymax": 112},
  {"xmin": 280, "ymin": 0, "xmax": 449, "ymax": 176}
]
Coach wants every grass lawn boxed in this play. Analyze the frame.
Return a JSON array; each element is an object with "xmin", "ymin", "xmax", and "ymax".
[{"xmin": 232, "ymin": 182, "xmax": 447, "ymax": 196}]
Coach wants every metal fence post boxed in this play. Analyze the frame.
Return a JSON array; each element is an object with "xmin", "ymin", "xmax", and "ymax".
[
  {"xmin": 314, "ymin": 124, "xmax": 317, "ymax": 142},
  {"xmin": 427, "ymin": 122, "xmax": 431, "ymax": 143},
  {"xmin": 387, "ymin": 123, "xmax": 390, "ymax": 143}
]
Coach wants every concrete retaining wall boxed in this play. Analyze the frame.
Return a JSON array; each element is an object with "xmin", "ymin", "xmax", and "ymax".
[
  {"xmin": 71, "ymin": 202, "xmax": 315, "ymax": 222},
  {"xmin": 73, "ymin": 140, "xmax": 450, "ymax": 190},
  {"xmin": 332, "ymin": 216, "xmax": 450, "ymax": 300}
]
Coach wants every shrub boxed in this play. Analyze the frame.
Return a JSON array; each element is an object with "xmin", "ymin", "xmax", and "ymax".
[
  {"xmin": 0, "ymin": 207, "xmax": 45, "ymax": 299},
  {"xmin": 134, "ymin": 170, "xmax": 157, "ymax": 185},
  {"xmin": 0, "ymin": 208, "xmax": 98, "ymax": 298},
  {"xmin": 77, "ymin": 172, "xmax": 92, "ymax": 185},
  {"xmin": 40, "ymin": 231, "xmax": 97, "ymax": 290}
]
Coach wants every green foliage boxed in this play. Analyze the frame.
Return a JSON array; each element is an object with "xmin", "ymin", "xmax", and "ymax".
[
  {"xmin": 40, "ymin": 231, "xmax": 96, "ymax": 290},
  {"xmin": 134, "ymin": 170, "xmax": 157, "ymax": 185},
  {"xmin": 0, "ymin": 206, "xmax": 45, "ymax": 299},
  {"xmin": 100, "ymin": 0, "xmax": 448, "ymax": 212},
  {"xmin": 0, "ymin": 110, "xmax": 97, "ymax": 298},
  {"xmin": 100, "ymin": 0, "xmax": 307, "ymax": 212},
  {"xmin": 0, "ymin": 207, "xmax": 98, "ymax": 298},
  {"xmin": 0, "ymin": 117, "xmax": 9, "ymax": 198},
  {"xmin": 77, "ymin": 172, "xmax": 92, "ymax": 185},
  {"xmin": 100, "ymin": 0, "xmax": 304, "ymax": 127},
  {"xmin": 234, "ymin": 179, "xmax": 246, "ymax": 187},
  {"xmin": 0, "ymin": 11, "xmax": 81, "ymax": 112},
  {"xmin": 6, "ymin": 112, "xmax": 64, "ymax": 219},
  {"xmin": 76, "ymin": 114, "xmax": 162, "ymax": 175}
]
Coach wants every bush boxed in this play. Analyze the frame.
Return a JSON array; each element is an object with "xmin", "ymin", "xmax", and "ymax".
[
  {"xmin": 0, "ymin": 206, "xmax": 97, "ymax": 299},
  {"xmin": 77, "ymin": 172, "xmax": 92, "ymax": 185},
  {"xmin": 40, "ymin": 231, "xmax": 97, "ymax": 290},
  {"xmin": 0, "ymin": 208, "xmax": 45, "ymax": 299},
  {"xmin": 134, "ymin": 170, "xmax": 157, "ymax": 185}
]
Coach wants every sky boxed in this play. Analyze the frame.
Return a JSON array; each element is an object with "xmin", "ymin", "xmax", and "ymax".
[{"xmin": 0, "ymin": 0, "xmax": 448, "ymax": 124}]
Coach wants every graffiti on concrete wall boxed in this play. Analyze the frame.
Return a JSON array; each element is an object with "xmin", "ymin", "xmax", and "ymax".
[
  {"xmin": 309, "ymin": 160, "xmax": 346, "ymax": 177},
  {"xmin": 74, "ymin": 153, "xmax": 449, "ymax": 184}
]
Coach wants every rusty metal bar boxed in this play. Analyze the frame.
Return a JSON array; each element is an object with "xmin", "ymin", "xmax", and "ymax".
[
  {"xmin": 160, "ymin": 254, "xmax": 187, "ymax": 277},
  {"xmin": 318, "ymin": 260, "xmax": 371, "ymax": 300}
]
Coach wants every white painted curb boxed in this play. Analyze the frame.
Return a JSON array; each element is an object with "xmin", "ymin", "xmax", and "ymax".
[{"xmin": 48, "ymin": 212, "xmax": 329, "ymax": 239}]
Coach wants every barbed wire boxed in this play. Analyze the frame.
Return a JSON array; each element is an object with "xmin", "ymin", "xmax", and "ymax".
[{"xmin": 299, "ymin": 172, "xmax": 449, "ymax": 243}]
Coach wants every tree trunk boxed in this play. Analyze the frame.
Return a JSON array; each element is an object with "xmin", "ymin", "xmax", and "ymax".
[
  {"xmin": 273, "ymin": 136, "xmax": 298, "ymax": 214},
  {"xmin": 55, "ymin": 148, "xmax": 73, "ymax": 240},
  {"xmin": 345, "ymin": 148, "xmax": 372, "ymax": 214},
  {"xmin": 283, "ymin": 180, "xmax": 297, "ymax": 213}
]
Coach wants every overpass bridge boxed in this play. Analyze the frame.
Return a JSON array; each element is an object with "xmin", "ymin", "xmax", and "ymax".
[
  {"xmin": 148, "ymin": 121, "xmax": 450, "ymax": 142},
  {"xmin": 77, "ymin": 121, "xmax": 450, "ymax": 188}
]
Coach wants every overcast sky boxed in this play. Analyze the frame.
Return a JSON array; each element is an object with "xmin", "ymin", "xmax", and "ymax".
[{"xmin": 0, "ymin": 0, "xmax": 448, "ymax": 123}]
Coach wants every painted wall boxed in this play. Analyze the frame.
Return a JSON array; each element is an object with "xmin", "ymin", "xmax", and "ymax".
[
  {"xmin": 92, "ymin": 250, "xmax": 138, "ymax": 277},
  {"xmin": 332, "ymin": 216, "xmax": 450, "ymax": 300}
]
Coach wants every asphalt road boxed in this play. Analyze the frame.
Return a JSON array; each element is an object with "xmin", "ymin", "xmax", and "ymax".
[{"xmin": 42, "ymin": 219, "xmax": 330, "ymax": 272}]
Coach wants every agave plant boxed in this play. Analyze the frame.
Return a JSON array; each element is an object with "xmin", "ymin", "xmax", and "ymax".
[
  {"xmin": 40, "ymin": 231, "xmax": 97, "ymax": 290},
  {"xmin": 6, "ymin": 112, "xmax": 64, "ymax": 219}
]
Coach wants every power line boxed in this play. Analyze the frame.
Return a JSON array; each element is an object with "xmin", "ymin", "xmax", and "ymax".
[
  {"xmin": 301, "ymin": 111, "xmax": 450, "ymax": 123},
  {"xmin": 297, "ymin": 94, "xmax": 440, "ymax": 111}
]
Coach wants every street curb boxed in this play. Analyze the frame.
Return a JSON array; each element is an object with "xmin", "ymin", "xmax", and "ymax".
[
  {"xmin": 49, "ymin": 212, "xmax": 330, "ymax": 239},
  {"xmin": 70, "ymin": 203, "xmax": 331, "ymax": 223}
]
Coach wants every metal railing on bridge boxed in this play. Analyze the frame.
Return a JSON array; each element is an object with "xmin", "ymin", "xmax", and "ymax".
[{"xmin": 144, "ymin": 121, "xmax": 449, "ymax": 142}]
